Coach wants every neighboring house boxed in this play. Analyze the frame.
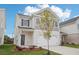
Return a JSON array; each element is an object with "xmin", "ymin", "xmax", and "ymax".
[
  {"xmin": 0, "ymin": 8, "xmax": 6, "ymax": 45},
  {"xmin": 60, "ymin": 16, "xmax": 79, "ymax": 44},
  {"xmin": 14, "ymin": 8, "xmax": 61, "ymax": 48}
]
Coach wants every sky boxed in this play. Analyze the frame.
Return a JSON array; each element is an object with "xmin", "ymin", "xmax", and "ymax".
[{"xmin": 0, "ymin": 4, "xmax": 79, "ymax": 37}]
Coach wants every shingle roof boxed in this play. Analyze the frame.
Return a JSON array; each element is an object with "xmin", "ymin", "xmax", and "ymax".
[{"xmin": 60, "ymin": 16, "xmax": 79, "ymax": 27}]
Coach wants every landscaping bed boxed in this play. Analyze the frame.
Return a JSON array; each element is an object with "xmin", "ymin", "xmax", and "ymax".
[{"xmin": 0, "ymin": 44, "xmax": 60, "ymax": 55}]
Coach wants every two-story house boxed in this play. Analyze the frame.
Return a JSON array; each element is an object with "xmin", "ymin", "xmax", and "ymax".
[
  {"xmin": 14, "ymin": 8, "xmax": 61, "ymax": 48},
  {"xmin": 0, "ymin": 8, "xmax": 6, "ymax": 45},
  {"xmin": 60, "ymin": 16, "xmax": 79, "ymax": 44}
]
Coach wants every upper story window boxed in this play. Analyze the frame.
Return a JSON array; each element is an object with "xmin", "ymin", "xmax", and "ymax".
[
  {"xmin": 36, "ymin": 17, "xmax": 40, "ymax": 25},
  {"xmin": 77, "ymin": 24, "xmax": 79, "ymax": 29},
  {"xmin": 53, "ymin": 20, "xmax": 58, "ymax": 27},
  {"xmin": 35, "ymin": 17, "xmax": 40, "ymax": 29},
  {"xmin": 21, "ymin": 19, "xmax": 30, "ymax": 27},
  {"xmin": 53, "ymin": 21, "xmax": 59, "ymax": 31},
  {"xmin": 54, "ymin": 21, "xmax": 58, "ymax": 27}
]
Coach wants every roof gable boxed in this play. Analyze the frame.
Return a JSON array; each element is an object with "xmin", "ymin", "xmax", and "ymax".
[{"xmin": 33, "ymin": 7, "xmax": 59, "ymax": 19}]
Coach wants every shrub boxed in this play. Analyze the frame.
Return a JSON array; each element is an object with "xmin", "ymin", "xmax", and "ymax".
[
  {"xmin": 71, "ymin": 43, "xmax": 75, "ymax": 45},
  {"xmin": 4, "ymin": 35, "xmax": 13, "ymax": 44},
  {"xmin": 66, "ymin": 42, "xmax": 69, "ymax": 44},
  {"xmin": 39, "ymin": 47, "xmax": 42, "ymax": 50}
]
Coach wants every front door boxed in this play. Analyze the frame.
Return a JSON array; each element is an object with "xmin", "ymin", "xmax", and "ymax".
[{"xmin": 21, "ymin": 35, "xmax": 25, "ymax": 45}]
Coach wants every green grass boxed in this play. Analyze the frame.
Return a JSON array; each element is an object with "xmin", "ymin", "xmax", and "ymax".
[
  {"xmin": 0, "ymin": 44, "xmax": 60, "ymax": 55},
  {"xmin": 64, "ymin": 44, "xmax": 79, "ymax": 48}
]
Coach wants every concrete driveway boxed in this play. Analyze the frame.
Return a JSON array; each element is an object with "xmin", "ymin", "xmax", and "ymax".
[
  {"xmin": 42, "ymin": 46, "xmax": 79, "ymax": 55},
  {"xmin": 50, "ymin": 46, "xmax": 79, "ymax": 55}
]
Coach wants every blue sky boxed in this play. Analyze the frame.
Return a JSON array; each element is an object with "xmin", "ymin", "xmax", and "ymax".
[{"xmin": 0, "ymin": 4, "xmax": 79, "ymax": 37}]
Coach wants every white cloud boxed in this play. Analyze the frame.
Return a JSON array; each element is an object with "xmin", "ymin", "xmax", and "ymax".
[
  {"xmin": 50, "ymin": 5, "xmax": 71, "ymax": 21},
  {"xmin": 24, "ymin": 4, "xmax": 49, "ymax": 15},
  {"xmin": 23, "ymin": 4, "xmax": 71, "ymax": 22},
  {"xmin": 37, "ymin": 4, "xmax": 49, "ymax": 9},
  {"xmin": 24, "ymin": 6, "xmax": 40, "ymax": 15},
  {"xmin": 51, "ymin": 5, "xmax": 63, "ymax": 17},
  {"xmin": 62, "ymin": 9, "xmax": 71, "ymax": 20}
]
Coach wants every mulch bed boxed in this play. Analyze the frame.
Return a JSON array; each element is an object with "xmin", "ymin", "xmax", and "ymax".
[{"xmin": 15, "ymin": 46, "xmax": 43, "ymax": 51}]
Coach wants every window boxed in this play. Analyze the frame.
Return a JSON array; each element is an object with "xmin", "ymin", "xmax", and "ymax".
[
  {"xmin": 21, "ymin": 19, "xmax": 30, "ymax": 27},
  {"xmin": 21, "ymin": 35, "xmax": 25, "ymax": 45},
  {"xmin": 54, "ymin": 21, "xmax": 58, "ymax": 27},
  {"xmin": 77, "ymin": 24, "xmax": 79, "ymax": 29},
  {"xmin": 53, "ymin": 21, "xmax": 59, "ymax": 31},
  {"xmin": 35, "ymin": 17, "xmax": 40, "ymax": 29},
  {"xmin": 36, "ymin": 17, "xmax": 40, "ymax": 24}
]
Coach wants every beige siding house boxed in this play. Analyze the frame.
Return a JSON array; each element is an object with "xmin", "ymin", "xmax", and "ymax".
[
  {"xmin": 60, "ymin": 16, "xmax": 79, "ymax": 44},
  {"xmin": 0, "ymin": 8, "xmax": 6, "ymax": 45},
  {"xmin": 14, "ymin": 8, "xmax": 61, "ymax": 48}
]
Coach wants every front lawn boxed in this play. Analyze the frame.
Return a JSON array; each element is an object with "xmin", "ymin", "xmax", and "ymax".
[
  {"xmin": 64, "ymin": 44, "xmax": 79, "ymax": 48},
  {"xmin": 0, "ymin": 44, "xmax": 60, "ymax": 55}
]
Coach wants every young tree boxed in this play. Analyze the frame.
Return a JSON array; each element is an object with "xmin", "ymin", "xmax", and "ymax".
[{"xmin": 38, "ymin": 10, "xmax": 55, "ymax": 55}]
